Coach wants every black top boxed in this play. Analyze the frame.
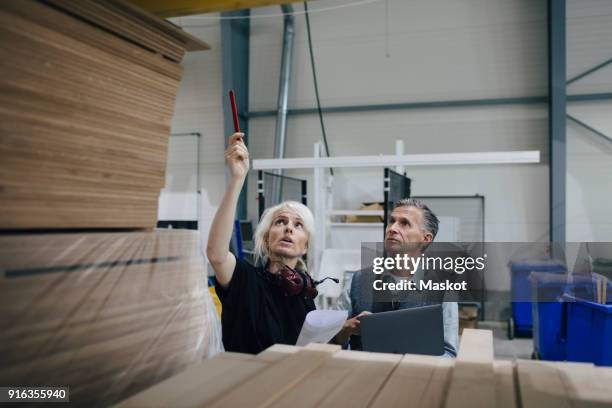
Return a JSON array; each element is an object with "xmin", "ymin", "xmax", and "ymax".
[{"xmin": 215, "ymin": 259, "xmax": 316, "ymax": 354}]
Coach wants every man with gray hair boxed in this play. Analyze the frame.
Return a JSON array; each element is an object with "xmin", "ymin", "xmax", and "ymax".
[{"xmin": 333, "ymin": 199, "xmax": 459, "ymax": 357}]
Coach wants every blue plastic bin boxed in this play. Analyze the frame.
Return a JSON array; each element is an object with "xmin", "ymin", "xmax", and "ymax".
[
  {"xmin": 510, "ymin": 261, "xmax": 566, "ymax": 337},
  {"xmin": 530, "ymin": 272, "xmax": 570, "ymax": 360},
  {"xmin": 565, "ymin": 295, "xmax": 612, "ymax": 366}
]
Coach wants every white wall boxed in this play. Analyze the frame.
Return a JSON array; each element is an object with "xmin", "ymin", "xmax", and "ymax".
[
  {"xmin": 165, "ymin": 0, "xmax": 612, "ymax": 290},
  {"xmin": 247, "ymin": 0, "xmax": 550, "ymax": 291},
  {"xmin": 157, "ymin": 15, "xmax": 226, "ymax": 258},
  {"xmin": 566, "ymin": 0, "xmax": 612, "ymax": 242},
  {"xmin": 158, "ymin": 135, "xmax": 199, "ymax": 221}
]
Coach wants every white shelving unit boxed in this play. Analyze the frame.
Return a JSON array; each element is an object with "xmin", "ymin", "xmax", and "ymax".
[
  {"xmin": 253, "ymin": 141, "xmax": 540, "ymax": 307},
  {"xmin": 328, "ymin": 210, "xmax": 384, "ymax": 216},
  {"xmin": 328, "ymin": 222, "xmax": 384, "ymax": 228}
]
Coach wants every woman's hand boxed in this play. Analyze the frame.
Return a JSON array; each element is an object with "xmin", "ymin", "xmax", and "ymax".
[
  {"xmin": 333, "ymin": 311, "xmax": 372, "ymax": 345},
  {"xmin": 225, "ymin": 132, "xmax": 249, "ymax": 182},
  {"xmin": 343, "ymin": 311, "xmax": 372, "ymax": 336}
]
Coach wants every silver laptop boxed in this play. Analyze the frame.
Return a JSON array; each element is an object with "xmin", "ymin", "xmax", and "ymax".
[{"xmin": 360, "ymin": 304, "xmax": 444, "ymax": 355}]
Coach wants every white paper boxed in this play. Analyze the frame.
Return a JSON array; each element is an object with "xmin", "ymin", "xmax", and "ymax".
[{"xmin": 296, "ymin": 310, "xmax": 348, "ymax": 346}]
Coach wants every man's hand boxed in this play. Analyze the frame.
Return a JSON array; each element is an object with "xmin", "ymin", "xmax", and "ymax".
[{"xmin": 224, "ymin": 132, "xmax": 249, "ymax": 181}]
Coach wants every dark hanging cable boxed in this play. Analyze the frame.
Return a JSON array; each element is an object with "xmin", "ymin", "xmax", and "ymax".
[{"xmin": 303, "ymin": 1, "xmax": 334, "ymax": 176}]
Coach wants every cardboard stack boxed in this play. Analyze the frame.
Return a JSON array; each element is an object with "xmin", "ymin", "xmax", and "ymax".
[
  {"xmin": 119, "ymin": 329, "xmax": 612, "ymax": 408},
  {"xmin": 0, "ymin": 1, "xmax": 219, "ymax": 405},
  {"xmin": 0, "ymin": 230, "xmax": 221, "ymax": 407},
  {"xmin": 0, "ymin": 0, "xmax": 208, "ymax": 229}
]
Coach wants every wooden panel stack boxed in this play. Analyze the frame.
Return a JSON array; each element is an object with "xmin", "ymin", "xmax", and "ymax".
[
  {"xmin": 119, "ymin": 329, "xmax": 612, "ymax": 408},
  {"xmin": 0, "ymin": 230, "xmax": 221, "ymax": 407},
  {"xmin": 0, "ymin": 0, "xmax": 208, "ymax": 229}
]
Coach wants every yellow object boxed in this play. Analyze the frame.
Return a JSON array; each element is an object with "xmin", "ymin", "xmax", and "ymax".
[
  {"xmin": 209, "ymin": 286, "xmax": 222, "ymax": 318},
  {"xmin": 345, "ymin": 203, "xmax": 384, "ymax": 223},
  {"xmin": 128, "ymin": 0, "xmax": 303, "ymax": 17}
]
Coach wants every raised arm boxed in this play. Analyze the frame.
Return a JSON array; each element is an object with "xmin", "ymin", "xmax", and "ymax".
[{"xmin": 206, "ymin": 132, "xmax": 249, "ymax": 288}]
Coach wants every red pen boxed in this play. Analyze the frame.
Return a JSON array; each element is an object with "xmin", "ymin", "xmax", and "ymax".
[{"xmin": 229, "ymin": 90, "xmax": 240, "ymax": 133}]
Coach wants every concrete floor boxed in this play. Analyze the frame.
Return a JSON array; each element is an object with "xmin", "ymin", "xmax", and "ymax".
[{"xmin": 463, "ymin": 321, "xmax": 534, "ymax": 360}]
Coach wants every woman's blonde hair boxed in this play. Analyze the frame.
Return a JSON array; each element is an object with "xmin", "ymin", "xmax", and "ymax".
[{"xmin": 253, "ymin": 201, "xmax": 315, "ymax": 270}]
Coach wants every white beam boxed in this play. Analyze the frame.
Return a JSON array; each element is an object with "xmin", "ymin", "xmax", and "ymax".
[{"xmin": 253, "ymin": 151, "xmax": 540, "ymax": 170}]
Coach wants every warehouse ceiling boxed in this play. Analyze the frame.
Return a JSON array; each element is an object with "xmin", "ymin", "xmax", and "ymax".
[{"xmin": 127, "ymin": 0, "xmax": 309, "ymax": 17}]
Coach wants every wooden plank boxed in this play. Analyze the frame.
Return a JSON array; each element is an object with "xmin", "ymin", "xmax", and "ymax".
[
  {"xmin": 0, "ymin": 95, "xmax": 170, "ymax": 149},
  {"xmin": 0, "ymin": 12, "xmax": 180, "ymax": 97},
  {"xmin": 255, "ymin": 344, "xmax": 301, "ymax": 362},
  {"xmin": 0, "ymin": 0, "xmax": 183, "ymax": 79},
  {"xmin": 418, "ymin": 357, "xmax": 455, "ymax": 408},
  {"xmin": 0, "ymin": 196, "xmax": 159, "ymax": 229},
  {"xmin": 1, "ymin": 262, "xmax": 207, "ymax": 332},
  {"xmin": 554, "ymin": 362, "xmax": 612, "ymax": 408},
  {"xmin": 301, "ymin": 350, "xmax": 402, "ymax": 408},
  {"xmin": 1, "ymin": 292, "xmax": 204, "ymax": 336},
  {"xmin": 46, "ymin": 0, "xmax": 186, "ymax": 62},
  {"xmin": 206, "ymin": 344, "xmax": 341, "ymax": 407},
  {"xmin": 68, "ymin": 343, "xmax": 208, "ymax": 407},
  {"xmin": 268, "ymin": 349, "xmax": 368, "ymax": 408},
  {"xmin": 0, "ymin": 51, "xmax": 177, "ymax": 125},
  {"xmin": 493, "ymin": 361, "xmax": 518, "ymax": 408},
  {"xmin": 370, "ymin": 354, "xmax": 454, "ymax": 408},
  {"xmin": 455, "ymin": 328, "xmax": 494, "ymax": 364},
  {"xmin": 1, "ymin": 259, "xmax": 201, "ymax": 294},
  {"xmin": 168, "ymin": 359, "xmax": 272, "ymax": 408},
  {"xmin": 0, "ymin": 118, "xmax": 167, "ymax": 164},
  {"xmin": 117, "ymin": 353, "xmax": 265, "ymax": 408},
  {"xmin": 1, "ymin": 320, "xmax": 208, "ymax": 385},
  {"xmin": 35, "ymin": 325, "xmax": 208, "ymax": 382},
  {"xmin": 1, "ymin": 294, "xmax": 207, "ymax": 338},
  {"xmin": 0, "ymin": 298, "xmax": 203, "ymax": 356},
  {"xmin": 0, "ymin": 32, "xmax": 179, "ymax": 101},
  {"xmin": 444, "ymin": 329, "xmax": 495, "ymax": 408},
  {"xmin": 0, "ymin": 230, "xmax": 200, "ymax": 270},
  {"xmin": 105, "ymin": 0, "xmax": 210, "ymax": 51},
  {"xmin": 0, "ymin": 296, "xmax": 208, "ymax": 365},
  {"xmin": 1, "ymin": 156, "xmax": 166, "ymax": 191},
  {"xmin": 516, "ymin": 360, "xmax": 572, "ymax": 408},
  {"xmin": 316, "ymin": 350, "xmax": 401, "ymax": 408}
]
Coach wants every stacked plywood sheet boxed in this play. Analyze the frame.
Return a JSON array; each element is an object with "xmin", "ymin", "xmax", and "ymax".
[
  {"xmin": 0, "ymin": 0, "xmax": 208, "ymax": 229},
  {"xmin": 0, "ymin": 230, "xmax": 221, "ymax": 407},
  {"xmin": 118, "ymin": 329, "xmax": 612, "ymax": 408}
]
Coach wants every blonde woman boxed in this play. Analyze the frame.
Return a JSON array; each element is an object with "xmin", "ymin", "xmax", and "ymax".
[{"xmin": 207, "ymin": 133, "xmax": 317, "ymax": 353}]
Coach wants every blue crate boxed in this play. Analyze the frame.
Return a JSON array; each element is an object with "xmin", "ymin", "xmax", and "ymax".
[
  {"xmin": 510, "ymin": 261, "xmax": 565, "ymax": 337},
  {"xmin": 565, "ymin": 295, "xmax": 612, "ymax": 366},
  {"xmin": 530, "ymin": 272, "xmax": 569, "ymax": 360},
  {"xmin": 533, "ymin": 300, "xmax": 566, "ymax": 360},
  {"xmin": 511, "ymin": 302, "xmax": 533, "ymax": 336}
]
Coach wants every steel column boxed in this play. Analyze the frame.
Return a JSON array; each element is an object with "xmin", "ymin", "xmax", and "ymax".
[
  {"xmin": 271, "ymin": 5, "xmax": 296, "ymax": 204},
  {"xmin": 221, "ymin": 9, "xmax": 250, "ymax": 219},
  {"xmin": 548, "ymin": 0, "xmax": 566, "ymax": 243}
]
